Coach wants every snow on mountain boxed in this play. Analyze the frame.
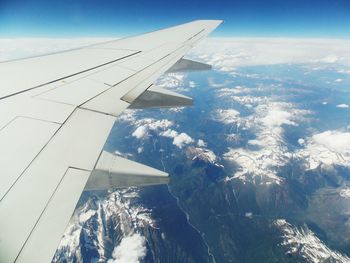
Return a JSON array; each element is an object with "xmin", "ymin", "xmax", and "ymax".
[
  {"xmin": 54, "ymin": 189, "xmax": 154, "ymax": 262},
  {"xmin": 213, "ymin": 109, "xmax": 240, "ymax": 124},
  {"xmin": 296, "ymin": 130, "xmax": 350, "ymax": 170},
  {"xmin": 185, "ymin": 147, "xmax": 222, "ymax": 167},
  {"xmin": 156, "ymin": 73, "xmax": 186, "ymax": 89},
  {"xmin": 339, "ymin": 188, "xmax": 350, "ymax": 198},
  {"xmin": 222, "ymin": 99, "xmax": 311, "ymax": 185},
  {"xmin": 273, "ymin": 219, "xmax": 350, "ymax": 263}
]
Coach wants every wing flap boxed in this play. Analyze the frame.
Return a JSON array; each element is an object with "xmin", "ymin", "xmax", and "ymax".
[
  {"xmin": 85, "ymin": 151, "xmax": 169, "ymax": 190},
  {"xmin": 16, "ymin": 168, "xmax": 91, "ymax": 263},
  {"xmin": 139, "ymin": 42, "xmax": 183, "ymax": 61},
  {"xmin": 0, "ymin": 109, "xmax": 115, "ymax": 263},
  {"xmin": 167, "ymin": 58, "xmax": 212, "ymax": 73},
  {"xmin": 36, "ymin": 78, "xmax": 111, "ymax": 106},
  {"xmin": 87, "ymin": 65, "xmax": 136, "ymax": 86},
  {"xmin": 116, "ymin": 56, "xmax": 154, "ymax": 71},
  {"xmin": 0, "ymin": 117, "xmax": 60, "ymax": 200},
  {"xmin": 121, "ymin": 46, "xmax": 189, "ymax": 103},
  {"xmin": 128, "ymin": 85, "xmax": 193, "ymax": 109},
  {"xmin": 0, "ymin": 92, "xmax": 75, "ymax": 129}
]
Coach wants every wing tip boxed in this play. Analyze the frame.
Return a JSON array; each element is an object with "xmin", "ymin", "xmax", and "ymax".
[{"xmin": 194, "ymin": 19, "xmax": 224, "ymax": 25}]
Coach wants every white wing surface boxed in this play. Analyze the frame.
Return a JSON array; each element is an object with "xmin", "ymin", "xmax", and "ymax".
[{"xmin": 0, "ymin": 20, "xmax": 222, "ymax": 262}]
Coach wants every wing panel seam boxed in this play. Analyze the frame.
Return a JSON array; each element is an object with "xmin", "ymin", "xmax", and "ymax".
[
  {"xmin": 14, "ymin": 166, "xmax": 91, "ymax": 262},
  {"xmin": 0, "ymin": 109, "xmax": 77, "ymax": 202},
  {"xmin": 0, "ymin": 51, "xmax": 141, "ymax": 101}
]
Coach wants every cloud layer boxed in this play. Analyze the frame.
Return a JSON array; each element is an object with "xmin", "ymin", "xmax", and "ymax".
[{"xmin": 189, "ymin": 38, "xmax": 350, "ymax": 70}]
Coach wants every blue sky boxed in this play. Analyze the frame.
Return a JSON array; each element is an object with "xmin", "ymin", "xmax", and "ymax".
[{"xmin": 0, "ymin": 0, "xmax": 349, "ymax": 38}]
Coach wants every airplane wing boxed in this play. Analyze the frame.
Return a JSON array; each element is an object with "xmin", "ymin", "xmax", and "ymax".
[{"xmin": 0, "ymin": 20, "xmax": 222, "ymax": 262}]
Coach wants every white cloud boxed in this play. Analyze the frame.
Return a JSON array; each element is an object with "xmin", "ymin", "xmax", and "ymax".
[
  {"xmin": 132, "ymin": 119, "xmax": 174, "ymax": 140},
  {"xmin": 108, "ymin": 233, "xmax": 147, "ymax": 263},
  {"xmin": 138, "ymin": 119, "xmax": 173, "ymax": 131},
  {"xmin": 4, "ymin": 37, "xmax": 350, "ymax": 69},
  {"xmin": 214, "ymin": 109, "xmax": 240, "ymax": 124},
  {"xmin": 223, "ymin": 102, "xmax": 311, "ymax": 185},
  {"xmin": 338, "ymin": 69, "xmax": 350, "ymax": 74},
  {"xmin": 207, "ymin": 78, "xmax": 234, "ymax": 88},
  {"xmin": 336, "ymin": 104, "xmax": 349, "ymax": 108},
  {"xmin": 137, "ymin": 147, "xmax": 144, "ymax": 154},
  {"xmin": 160, "ymin": 129, "xmax": 194, "ymax": 149},
  {"xmin": 298, "ymin": 138, "xmax": 305, "ymax": 146},
  {"xmin": 245, "ymin": 212, "xmax": 253, "ymax": 219},
  {"xmin": 296, "ymin": 130, "xmax": 350, "ymax": 170},
  {"xmin": 197, "ymin": 139, "xmax": 207, "ymax": 147},
  {"xmin": 132, "ymin": 126, "xmax": 148, "ymax": 139},
  {"xmin": 173, "ymin": 133, "xmax": 194, "ymax": 149},
  {"xmin": 339, "ymin": 188, "xmax": 350, "ymax": 198},
  {"xmin": 156, "ymin": 73, "xmax": 185, "ymax": 90},
  {"xmin": 320, "ymin": 55, "xmax": 340, "ymax": 63},
  {"xmin": 117, "ymin": 110, "xmax": 137, "ymax": 123},
  {"xmin": 261, "ymin": 107, "xmax": 297, "ymax": 127},
  {"xmin": 312, "ymin": 131, "xmax": 350, "ymax": 154},
  {"xmin": 130, "ymin": 119, "xmax": 195, "ymax": 150},
  {"xmin": 160, "ymin": 129, "xmax": 178, "ymax": 138},
  {"xmin": 215, "ymin": 85, "xmax": 278, "ymax": 109},
  {"xmin": 188, "ymin": 38, "xmax": 350, "ymax": 69},
  {"xmin": 189, "ymin": 81, "xmax": 196, "ymax": 88}
]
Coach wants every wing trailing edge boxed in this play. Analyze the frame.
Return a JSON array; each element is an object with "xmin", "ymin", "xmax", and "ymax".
[
  {"xmin": 128, "ymin": 58, "xmax": 213, "ymax": 110},
  {"xmin": 84, "ymin": 151, "xmax": 169, "ymax": 190},
  {"xmin": 166, "ymin": 58, "xmax": 212, "ymax": 73},
  {"xmin": 128, "ymin": 85, "xmax": 193, "ymax": 109}
]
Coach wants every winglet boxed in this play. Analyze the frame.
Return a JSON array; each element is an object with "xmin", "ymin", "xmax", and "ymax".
[{"xmin": 84, "ymin": 151, "xmax": 169, "ymax": 190}]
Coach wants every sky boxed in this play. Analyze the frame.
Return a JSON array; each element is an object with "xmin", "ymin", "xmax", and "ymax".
[{"xmin": 0, "ymin": 0, "xmax": 350, "ymax": 38}]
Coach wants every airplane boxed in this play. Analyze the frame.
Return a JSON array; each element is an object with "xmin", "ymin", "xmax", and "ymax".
[{"xmin": 0, "ymin": 20, "xmax": 222, "ymax": 262}]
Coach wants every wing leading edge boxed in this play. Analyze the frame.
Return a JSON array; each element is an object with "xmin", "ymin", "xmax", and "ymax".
[{"xmin": 0, "ymin": 20, "xmax": 222, "ymax": 262}]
